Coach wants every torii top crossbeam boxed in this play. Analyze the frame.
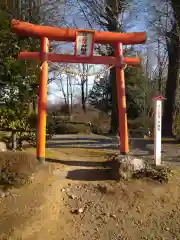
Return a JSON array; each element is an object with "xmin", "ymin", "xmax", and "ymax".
[{"xmin": 12, "ymin": 20, "xmax": 146, "ymax": 45}]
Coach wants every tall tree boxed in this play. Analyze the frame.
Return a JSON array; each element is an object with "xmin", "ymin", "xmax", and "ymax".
[
  {"xmin": 105, "ymin": 0, "xmax": 125, "ymax": 133},
  {"xmin": 88, "ymin": 75, "xmax": 111, "ymax": 112},
  {"xmin": 89, "ymin": 65, "xmax": 149, "ymax": 119},
  {"xmin": 134, "ymin": 0, "xmax": 180, "ymax": 136},
  {"xmin": 162, "ymin": 0, "xmax": 180, "ymax": 136},
  {"xmin": 78, "ymin": 0, "xmax": 126, "ymax": 132},
  {"xmin": 0, "ymin": 0, "xmax": 43, "ymax": 131}
]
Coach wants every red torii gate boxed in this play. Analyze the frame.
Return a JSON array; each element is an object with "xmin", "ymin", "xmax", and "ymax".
[{"xmin": 11, "ymin": 20, "xmax": 146, "ymax": 163}]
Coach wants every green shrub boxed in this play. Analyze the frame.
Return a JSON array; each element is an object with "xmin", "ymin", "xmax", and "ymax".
[
  {"xmin": 91, "ymin": 122, "xmax": 103, "ymax": 134},
  {"xmin": 59, "ymin": 103, "xmax": 70, "ymax": 115},
  {"xmin": 0, "ymin": 108, "xmax": 37, "ymax": 148},
  {"xmin": 128, "ymin": 116, "xmax": 154, "ymax": 131},
  {"xmin": 91, "ymin": 112, "xmax": 110, "ymax": 134},
  {"xmin": 0, "ymin": 152, "xmax": 39, "ymax": 188},
  {"xmin": 46, "ymin": 115, "xmax": 56, "ymax": 138},
  {"xmin": 54, "ymin": 120, "xmax": 90, "ymax": 134},
  {"xmin": 0, "ymin": 132, "xmax": 9, "ymax": 141},
  {"xmin": 67, "ymin": 123, "xmax": 89, "ymax": 134},
  {"xmin": 28, "ymin": 113, "xmax": 37, "ymax": 129}
]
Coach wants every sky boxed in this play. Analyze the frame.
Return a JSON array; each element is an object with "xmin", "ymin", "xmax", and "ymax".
[
  {"xmin": 47, "ymin": 0, "xmax": 106, "ymax": 103},
  {"xmin": 47, "ymin": 0, "xmax": 159, "ymax": 104}
]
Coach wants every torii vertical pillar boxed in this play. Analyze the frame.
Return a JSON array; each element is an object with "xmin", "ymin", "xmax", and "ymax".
[
  {"xmin": 37, "ymin": 37, "xmax": 49, "ymax": 163},
  {"xmin": 115, "ymin": 43, "xmax": 129, "ymax": 154}
]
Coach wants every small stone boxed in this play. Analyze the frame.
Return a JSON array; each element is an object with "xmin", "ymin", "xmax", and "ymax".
[
  {"xmin": 0, "ymin": 192, "xmax": 5, "ymax": 198},
  {"xmin": 119, "ymin": 208, "xmax": 124, "ymax": 213},
  {"xmin": 165, "ymin": 227, "xmax": 170, "ymax": 231},
  {"xmin": 5, "ymin": 191, "xmax": 10, "ymax": 197},
  {"xmin": 137, "ymin": 220, "xmax": 143, "ymax": 225},
  {"xmin": 79, "ymin": 196, "xmax": 83, "ymax": 202},
  {"xmin": 102, "ymin": 217, "xmax": 108, "ymax": 224},
  {"xmin": 12, "ymin": 193, "xmax": 19, "ymax": 197},
  {"xmin": 71, "ymin": 207, "xmax": 84, "ymax": 214},
  {"xmin": 29, "ymin": 176, "xmax": 35, "ymax": 181},
  {"xmin": 110, "ymin": 213, "xmax": 116, "ymax": 219},
  {"xmin": 78, "ymin": 208, "xmax": 84, "ymax": 213},
  {"xmin": 62, "ymin": 189, "xmax": 65, "ymax": 192},
  {"xmin": 0, "ymin": 142, "xmax": 7, "ymax": 152},
  {"xmin": 68, "ymin": 194, "xmax": 76, "ymax": 199},
  {"xmin": 71, "ymin": 209, "xmax": 77, "ymax": 214},
  {"xmin": 136, "ymin": 206, "xmax": 141, "ymax": 213}
]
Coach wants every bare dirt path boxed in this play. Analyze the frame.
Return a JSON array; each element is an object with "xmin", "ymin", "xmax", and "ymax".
[
  {"xmin": 0, "ymin": 148, "xmax": 110, "ymax": 240},
  {"xmin": 1, "ymin": 135, "xmax": 180, "ymax": 239}
]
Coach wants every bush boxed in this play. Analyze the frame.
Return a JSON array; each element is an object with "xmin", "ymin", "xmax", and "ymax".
[
  {"xmin": 0, "ymin": 109, "xmax": 37, "ymax": 149},
  {"xmin": 46, "ymin": 107, "xmax": 110, "ymax": 135},
  {"xmin": 91, "ymin": 124, "xmax": 102, "ymax": 134},
  {"xmin": 1, "ymin": 131, "xmax": 36, "ymax": 150},
  {"xmin": 46, "ymin": 115, "xmax": 56, "ymax": 138},
  {"xmin": 0, "ymin": 152, "xmax": 39, "ymax": 188},
  {"xmin": 91, "ymin": 112, "xmax": 110, "ymax": 134},
  {"xmin": 55, "ymin": 120, "xmax": 90, "ymax": 134},
  {"xmin": 128, "ymin": 116, "xmax": 154, "ymax": 131},
  {"xmin": 28, "ymin": 113, "xmax": 37, "ymax": 129},
  {"xmin": 59, "ymin": 103, "xmax": 70, "ymax": 115},
  {"xmin": 133, "ymin": 165, "xmax": 173, "ymax": 183},
  {"xmin": 0, "ymin": 132, "xmax": 9, "ymax": 142}
]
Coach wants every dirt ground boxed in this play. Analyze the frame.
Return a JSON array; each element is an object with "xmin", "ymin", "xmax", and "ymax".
[{"xmin": 1, "ymin": 143, "xmax": 180, "ymax": 240}]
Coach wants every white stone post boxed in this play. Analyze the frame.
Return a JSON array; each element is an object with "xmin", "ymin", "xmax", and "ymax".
[{"xmin": 153, "ymin": 96, "xmax": 165, "ymax": 165}]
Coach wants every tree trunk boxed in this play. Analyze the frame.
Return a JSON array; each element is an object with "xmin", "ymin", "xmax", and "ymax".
[
  {"xmin": 106, "ymin": 0, "xmax": 123, "ymax": 133},
  {"xmin": 66, "ymin": 75, "xmax": 70, "ymax": 117},
  {"xmin": 107, "ymin": 29, "xmax": 118, "ymax": 133},
  {"xmin": 81, "ymin": 64, "xmax": 86, "ymax": 112},
  {"xmin": 162, "ymin": 21, "xmax": 180, "ymax": 137},
  {"xmin": 81, "ymin": 80, "xmax": 86, "ymax": 112}
]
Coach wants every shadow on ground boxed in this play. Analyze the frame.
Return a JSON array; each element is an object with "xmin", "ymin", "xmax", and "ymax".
[
  {"xmin": 46, "ymin": 135, "xmax": 180, "ymax": 181},
  {"xmin": 46, "ymin": 158, "xmax": 119, "ymax": 181},
  {"xmin": 66, "ymin": 168, "xmax": 114, "ymax": 181},
  {"xmin": 46, "ymin": 138, "xmax": 119, "ymax": 150},
  {"xmin": 46, "ymin": 158, "xmax": 109, "ymax": 167},
  {"xmin": 47, "ymin": 136, "xmax": 179, "ymax": 152},
  {"xmin": 47, "ymin": 152, "xmax": 180, "ymax": 182}
]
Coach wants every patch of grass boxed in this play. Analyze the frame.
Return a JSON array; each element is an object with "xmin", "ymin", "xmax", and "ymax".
[
  {"xmin": 0, "ymin": 151, "xmax": 40, "ymax": 189},
  {"xmin": 26, "ymin": 148, "xmax": 62, "ymax": 159},
  {"xmin": 27, "ymin": 147, "xmax": 112, "ymax": 159},
  {"xmin": 0, "ymin": 131, "xmax": 10, "ymax": 141},
  {"xmin": 53, "ymin": 121, "xmax": 90, "ymax": 134}
]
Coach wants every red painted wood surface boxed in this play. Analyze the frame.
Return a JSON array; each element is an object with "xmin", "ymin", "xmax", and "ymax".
[
  {"xmin": 12, "ymin": 19, "xmax": 146, "ymax": 45},
  {"xmin": 17, "ymin": 52, "xmax": 141, "ymax": 66}
]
